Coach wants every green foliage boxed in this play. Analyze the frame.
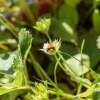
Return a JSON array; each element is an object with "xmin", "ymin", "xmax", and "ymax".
[
  {"xmin": 92, "ymin": 9, "xmax": 100, "ymax": 33},
  {"xmin": 58, "ymin": 4, "xmax": 78, "ymax": 28},
  {"xmin": 64, "ymin": 0, "xmax": 80, "ymax": 7},
  {"xmin": 0, "ymin": 53, "xmax": 16, "ymax": 72},
  {"xmin": 79, "ymin": 30, "xmax": 100, "ymax": 68},
  {"xmin": 51, "ymin": 4, "xmax": 78, "ymax": 42},
  {"xmin": 0, "ymin": 28, "xmax": 33, "ymax": 99},
  {"xmin": 18, "ymin": 28, "xmax": 33, "ymax": 61},
  {"xmin": 64, "ymin": 53, "xmax": 90, "ymax": 76},
  {"xmin": 0, "ymin": 0, "xmax": 100, "ymax": 100}
]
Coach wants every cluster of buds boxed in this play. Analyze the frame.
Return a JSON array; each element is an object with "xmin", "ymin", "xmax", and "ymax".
[
  {"xmin": 41, "ymin": 39, "xmax": 61, "ymax": 55},
  {"xmin": 34, "ymin": 18, "xmax": 51, "ymax": 34}
]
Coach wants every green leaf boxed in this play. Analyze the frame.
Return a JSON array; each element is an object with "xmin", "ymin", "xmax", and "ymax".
[
  {"xmin": 0, "ymin": 52, "xmax": 26, "ymax": 98},
  {"xmin": 0, "ymin": 51, "xmax": 24, "ymax": 86},
  {"xmin": 64, "ymin": 53, "xmax": 90, "ymax": 76},
  {"xmin": 11, "ymin": 52, "xmax": 24, "ymax": 87},
  {"xmin": 94, "ymin": 0, "xmax": 100, "ymax": 7},
  {"xmin": 59, "ymin": 4, "xmax": 78, "ymax": 28},
  {"xmin": 51, "ymin": 4, "xmax": 78, "ymax": 42},
  {"xmin": 18, "ymin": 28, "xmax": 33, "ymax": 61},
  {"xmin": 0, "ymin": 52, "xmax": 16, "ymax": 72},
  {"xmin": 51, "ymin": 19, "xmax": 78, "ymax": 42},
  {"xmin": 64, "ymin": 0, "xmax": 80, "ymax": 7},
  {"xmin": 79, "ymin": 30, "xmax": 100, "ymax": 68},
  {"xmin": 92, "ymin": 9, "xmax": 100, "ymax": 33}
]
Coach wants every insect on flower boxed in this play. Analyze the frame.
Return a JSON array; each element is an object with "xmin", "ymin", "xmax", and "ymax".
[{"xmin": 41, "ymin": 39, "xmax": 61, "ymax": 55}]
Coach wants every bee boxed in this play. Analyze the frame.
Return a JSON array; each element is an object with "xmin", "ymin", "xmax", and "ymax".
[
  {"xmin": 47, "ymin": 43, "xmax": 55, "ymax": 50},
  {"xmin": 43, "ymin": 42, "xmax": 55, "ymax": 51},
  {"xmin": 42, "ymin": 40, "xmax": 61, "ymax": 54}
]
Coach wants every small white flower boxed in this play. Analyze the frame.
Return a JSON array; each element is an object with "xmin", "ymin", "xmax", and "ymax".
[
  {"xmin": 43, "ymin": 43, "xmax": 49, "ymax": 51},
  {"xmin": 41, "ymin": 39, "xmax": 61, "ymax": 55}
]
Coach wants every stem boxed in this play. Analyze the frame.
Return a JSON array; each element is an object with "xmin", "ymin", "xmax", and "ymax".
[
  {"xmin": 77, "ymin": 84, "xmax": 82, "ymax": 94},
  {"xmin": 29, "ymin": 51, "xmax": 46, "ymax": 79},
  {"xmin": 29, "ymin": 51, "xmax": 74, "ymax": 99},
  {"xmin": 80, "ymin": 39, "xmax": 85, "ymax": 77},
  {"xmin": 54, "ymin": 54, "xmax": 69, "ymax": 75},
  {"xmin": 23, "ymin": 62, "xmax": 29, "ymax": 85},
  {"xmin": 60, "ymin": 51, "xmax": 80, "ymax": 62},
  {"xmin": 18, "ymin": 51, "xmax": 29, "ymax": 85},
  {"xmin": 48, "ymin": 90, "xmax": 74, "ymax": 99},
  {"xmin": 55, "ymin": 51, "xmax": 91, "ymax": 88},
  {"xmin": 57, "ymin": 51, "xmax": 76, "ymax": 77},
  {"xmin": 54, "ymin": 57, "xmax": 60, "ymax": 84},
  {"xmin": 46, "ymin": 34, "xmax": 52, "ymax": 42},
  {"xmin": 29, "ymin": 51, "xmax": 56, "ymax": 86},
  {"xmin": 77, "ymin": 39, "xmax": 85, "ymax": 93}
]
